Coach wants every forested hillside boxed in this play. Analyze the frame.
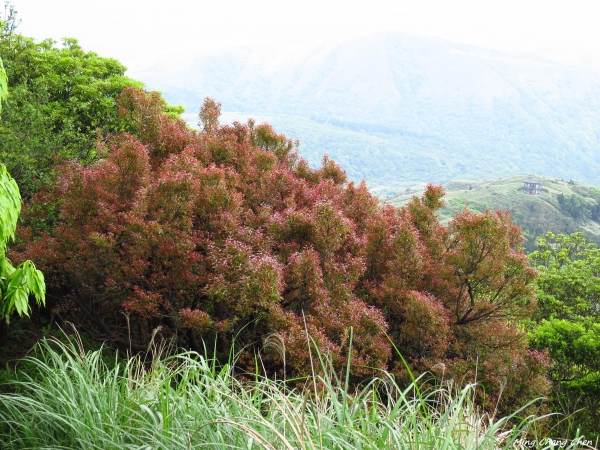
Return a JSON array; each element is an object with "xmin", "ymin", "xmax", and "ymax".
[
  {"xmin": 387, "ymin": 175, "xmax": 600, "ymax": 251},
  {"xmin": 132, "ymin": 33, "xmax": 600, "ymax": 195}
]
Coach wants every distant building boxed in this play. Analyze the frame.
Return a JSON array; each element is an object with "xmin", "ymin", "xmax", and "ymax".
[{"xmin": 524, "ymin": 176, "xmax": 542, "ymax": 196}]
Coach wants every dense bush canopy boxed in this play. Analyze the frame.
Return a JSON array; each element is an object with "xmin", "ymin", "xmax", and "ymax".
[
  {"xmin": 0, "ymin": 34, "xmax": 144, "ymax": 200},
  {"xmin": 13, "ymin": 87, "xmax": 550, "ymax": 412},
  {"xmin": 529, "ymin": 232, "xmax": 600, "ymax": 438}
]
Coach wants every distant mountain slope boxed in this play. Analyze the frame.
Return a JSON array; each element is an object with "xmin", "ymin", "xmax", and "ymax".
[
  {"xmin": 131, "ymin": 33, "xmax": 600, "ymax": 195},
  {"xmin": 386, "ymin": 175, "xmax": 600, "ymax": 251}
]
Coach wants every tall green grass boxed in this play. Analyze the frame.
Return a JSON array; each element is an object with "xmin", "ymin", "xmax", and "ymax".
[{"xmin": 0, "ymin": 332, "xmax": 591, "ymax": 449}]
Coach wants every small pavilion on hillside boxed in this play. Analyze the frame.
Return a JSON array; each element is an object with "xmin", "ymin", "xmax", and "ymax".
[{"xmin": 523, "ymin": 176, "xmax": 542, "ymax": 196}]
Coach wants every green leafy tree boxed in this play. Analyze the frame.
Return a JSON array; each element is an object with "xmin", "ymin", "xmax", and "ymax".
[
  {"xmin": 0, "ymin": 32, "xmax": 144, "ymax": 200},
  {"xmin": 0, "ymin": 165, "xmax": 45, "ymax": 324},
  {"xmin": 0, "ymin": 49, "xmax": 45, "ymax": 344},
  {"xmin": 529, "ymin": 232, "xmax": 600, "ymax": 439},
  {"xmin": 555, "ymin": 193, "xmax": 592, "ymax": 222}
]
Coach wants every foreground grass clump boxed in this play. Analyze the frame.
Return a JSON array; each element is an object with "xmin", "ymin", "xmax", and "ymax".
[{"xmin": 0, "ymin": 335, "xmax": 584, "ymax": 449}]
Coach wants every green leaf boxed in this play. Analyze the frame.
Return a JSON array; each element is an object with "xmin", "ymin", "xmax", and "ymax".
[
  {"xmin": 0, "ymin": 163, "xmax": 46, "ymax": 322},
  {"xmin": 0, "ymin": 57, "xmax": 7, "ymax": 113}
]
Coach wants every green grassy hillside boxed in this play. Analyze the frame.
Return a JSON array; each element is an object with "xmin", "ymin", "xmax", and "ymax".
[{"xmin": 386, "ymin": 175, "xmax": 600, "ymax": 251}]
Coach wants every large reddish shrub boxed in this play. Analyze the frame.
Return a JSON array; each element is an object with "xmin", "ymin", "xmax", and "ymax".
[{"xmin": 14, "ymin": 87, "xmax": 549, "ymax": 411}]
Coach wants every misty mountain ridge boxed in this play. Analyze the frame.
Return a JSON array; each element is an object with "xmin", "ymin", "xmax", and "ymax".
[{"xmin": 130, "ymin": 32, "xmax": 600, "ymax": 196}]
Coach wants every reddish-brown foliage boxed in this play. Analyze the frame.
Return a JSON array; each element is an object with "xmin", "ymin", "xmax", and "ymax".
[{"xmin": 13, "ymin": 87, "xmax": 549, "ymax": 411}]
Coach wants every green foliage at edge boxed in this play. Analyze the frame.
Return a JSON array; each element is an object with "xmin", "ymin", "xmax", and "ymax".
[
  {"xmin": 0, "ymin": 56, "xmax": 6, "ymax": 112},
  {"xmin": 0, "ymin": 164, "xmax": 45, "ymax": 324},
  {"xmin": 529, "ymin": 232, "xmax": 600, "ymax": 440},
  {"xmin": 0, "ymin": 48, "xmax": 45, "ymax": 324}
]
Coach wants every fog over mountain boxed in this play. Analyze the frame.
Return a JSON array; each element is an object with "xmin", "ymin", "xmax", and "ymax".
[{"xmin": 131, "ymin": 33, "xmax": 600, "ymax": 196}]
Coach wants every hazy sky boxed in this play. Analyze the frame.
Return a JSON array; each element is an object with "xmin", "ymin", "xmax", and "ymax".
[{"xmin": 11, "ymin": 0, "xmax": 600, "ymax": 68}]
